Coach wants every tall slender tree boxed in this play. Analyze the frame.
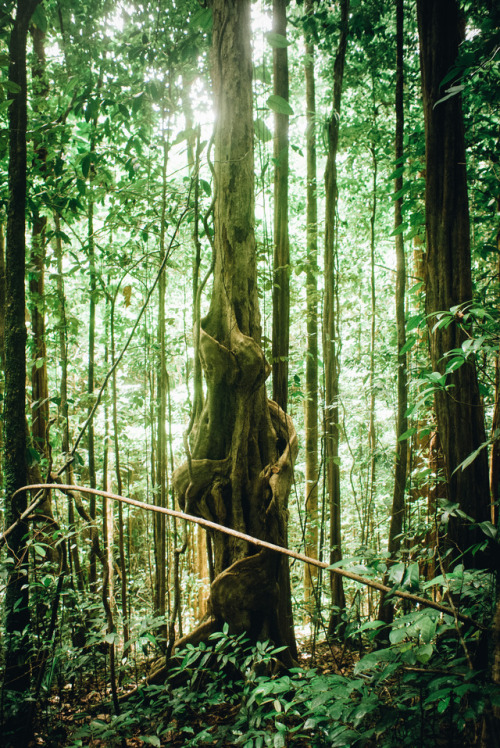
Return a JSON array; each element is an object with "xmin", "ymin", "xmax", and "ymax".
[
  {"xmin": 378, "ymin": 0, "xmax": 408, "ymax": 626},
  {"xmin": 271, "ymin": 0, "xmax": 290, "ymax": 413},
  {"xmin": 323, "ymin": 0, "xmax": 349, "ymax": 635},
  {"xmin": 303, "ymin": 0, "xmax": 320, "ymax": 614},
  {"xmin": 29, "ymin": 23, "xmax": 49, "ymax": 459},
  {"xmin": 2, "ymin": 1, "xmax": 41, "ymax": 742}
]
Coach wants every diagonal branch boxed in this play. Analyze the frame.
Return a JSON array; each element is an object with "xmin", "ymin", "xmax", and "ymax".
[{"xmin": 8, "ymin": 482, "xmax": 488, "ymax": 631}]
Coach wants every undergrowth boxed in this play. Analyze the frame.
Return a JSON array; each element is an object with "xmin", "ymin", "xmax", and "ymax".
[{"xmin": 63, "ymin": 596, "xmax": 499, "ymax": 748}]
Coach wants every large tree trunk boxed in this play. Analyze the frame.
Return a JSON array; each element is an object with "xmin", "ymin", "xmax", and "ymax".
[
  {"xmin": 417, "ymin": 0, "xmax": 490, "ymax": 565},
  {"xmin": 2, "ymin": 1, "xmax": 41, "ymax": 742},
  {"xmin": 324, "ymin": 0, "xmax": 349, "ymax": 636},
  {"xmin": 173, "ymin": 0, "xmax": 297, "ymax": 660}
]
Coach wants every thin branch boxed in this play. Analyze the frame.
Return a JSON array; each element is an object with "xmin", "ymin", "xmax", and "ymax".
[{"xmin": 11, "ymin": 483, "xmax": 488, "ymax": 631}]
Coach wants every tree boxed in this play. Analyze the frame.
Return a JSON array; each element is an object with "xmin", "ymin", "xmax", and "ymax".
[
  {"xmin": 378, "ymin": 0, "xmax": 407, "ymax": 627},
  {"xmin": 303, "ymin": 0, "xmax": 320, "ymax": 615},
  {"xmin": 173, "ymin": 0, "xmax": 297, "ymax": 659},
  {"xmin": 2, "ymin": 0, "xmax": 41, "ymax": 742},
  {"xmin": 416, "ymin": 0, "xmax": 491, "ymax": 565},
  {"xmin": 271, "ymin": 0, "xmax": 290, "ymax": 413},
  {"xmin": 323, "ymin": 0, "xmax": 349, "ymax": 635}
]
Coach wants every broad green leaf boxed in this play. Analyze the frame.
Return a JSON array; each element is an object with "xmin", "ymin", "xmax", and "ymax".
[
  {"xmin": 390, "ymin": 221, "xmax": 408, "ymax": 236},
  {"xmin": 139, "ymin": 737, "xmax": 161, "ymax": 747},
  {"xmin": 254, "ymin": 117, "xmax": 272, "ymax": 142},
  {"xmin": 478, "ymin": 521, "xmax": 497, "ymax": 540},
  {"xmin": 266, "ymin": 32, "xmax": 291, "ymax": 48},
  {"xmin": 452, "ymin": 440, "xmax": 488, "ymax": 474},
  {"xmin": 31, "ymin": 5, "xmax": 48, "ymax": 32},
  {"xmin": 191, "ymin": 7, "xmax": 212, "ymax": 31},
  {"xmin": 402, "ymin": 562, "xmax": 420, "ymax": 589},
  {"xmin": 389, "ymin": 627, "xmax": 407, "ymax": 644},
  {"xmin": 389, "ymin": 165, "xmax": 405, "ymax": 179},
  {"xmin": 407, "ymin": 314, "xmax": 423, "ymax": 332},
  {"xmin": 417, "ymin": 615, "xmax": 437, "ymax": 643},
  {"xmin": 399, "ymin": 334, "xmax": 417, "ymax": 355},
  {"xmin": 416, "ymin": 643, "xmax": 433, "ymax": 664},
  {"xmin": 434, "ymin": 84, "xmax": 465, "ymax": 108},
  {"xmin": 398, "ymin": 427, "xmax": 416, "ymax": 442},
  {"xmin": 3, "ymin": 80, "xmax": 21, "ymax": 94},
  {"xmin": 266, "ymin": 95, "xmax": 294, "ymax": 116},
  {"xmin": 81, "ymin": 153, "xmax": 91, "ymax": 179}
]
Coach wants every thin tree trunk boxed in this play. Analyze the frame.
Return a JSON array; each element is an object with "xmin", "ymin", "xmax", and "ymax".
[
  {"xmin": 271, "ymin": 0, "xmax": 290, "ymax": 413},
  {"xmin": 0, "ymin": 222, "xmax": 5, "ymax": 489},
  {"xmin": 55, "ymin": 216, "xmax": 83, "ymax": 588},
  {"xmin": 303, "ymin": 0, "xmax": 319, "ymax": 615},
  {"xmin": 367, "ymin": 141, "xmax": 377, "ymax": 550},
  {"xmin": 2, "ymin": 3, "xmax": 41, "ymax": 740},
  {"xmin": 110, "ymin": 298, "xmax": 129, "ymax": 652},
  {"xmin": 489, "ymin": 220, "xmax": 500, "ymax": 527},
  {"xmin": 88, "ymin": 138, "xmax": 97, "ymax": 588},
  {"xmin": 155, "ymin": 110, "xmax": 168, "ymax": 631},
  {"xmin": 29, "ymin": 24, "xmax": 49, "ymax": 459},
  {"xmin": 378, "ymin": 0, "xmax": 408, "ymax": 625},
  {"xmin": 324, "ymin": 0, "xmax": 349, "ymax": 636}
]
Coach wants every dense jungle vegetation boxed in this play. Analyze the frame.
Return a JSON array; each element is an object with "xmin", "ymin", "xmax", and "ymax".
[{"xmin": 0, "ymin": 0, "xmax": 499, "ymax": 745}]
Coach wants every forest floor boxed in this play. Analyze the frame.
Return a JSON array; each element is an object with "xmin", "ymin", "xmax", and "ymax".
[{"xmin": 32, "ymin": 636, "xmax": 359, "ymax": 747}]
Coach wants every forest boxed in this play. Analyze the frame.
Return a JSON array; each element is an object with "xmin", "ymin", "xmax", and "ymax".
[{"xmin": 0, "ymin": 0, "xmax": 499, "ymax": 745}]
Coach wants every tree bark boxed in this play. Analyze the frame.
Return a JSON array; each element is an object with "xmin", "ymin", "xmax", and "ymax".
[
  {"xmin": 378, "ymin": 0, "xmax": 408, "ymax": 627},
  {"xmin": 29, "ymin": 24, "xmax": 49, "ymax": 459},
  {"xmin": 417, "ymin": 0, "xmax": 490, "ymax": 566},
  {"xmin": 2, "ymin": 1, "xmax": 41, "ymax": 741},
  {"xmin": 173, "ymin": 0, "xmax": 297, "ymax": 660},
  {"xmin": 324, "ymin": 0, "xmax": 349, "ymax": 636},
  {"xmin": 303, "ymin": 0, "xmax": 319, "ymax": 615},
  {"xmin": 271, "ymin": 0, "xmax": 290, "ymax": 413}
]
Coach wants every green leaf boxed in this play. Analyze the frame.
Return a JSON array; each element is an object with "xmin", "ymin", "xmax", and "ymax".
[
  {"xmin": 402, "ymin": 562, "xmax": 420, "ymax": 589},
  {"xmin": 266, "ymin": 32, "xmax": 291, "ymax": 48},
  {"xmin": 417, "ymin": 614, "xmax": 437, "ymax": 643},
  {"xmin": 452, "ymin": 440, "xmax": 489, "ymax": 474},
  {"xmin": 139, "ymin": 737, "xmax": 161, "ymax": 747},
  {"xmin": 407, "ymin": 314, "xmax": 424, "ymax": 332},
  {"xmin": 398, "ymin": 427, "xmax": 416, "ymax": 442},
  {"xmin": 400, "ymin": 334, "xmax": 417, "ymax": 355},
  {"xmin": 434, "ymin": 85, "xmax": 465, "ymax": 108},
  {"xmin": 33, "ymin": 543, "xmax": 46, "ymax": 558},
  {"xmin": 31, "ymin": 5, "xmax": 48, "ymax": 33},
  {"xmin": 478, "ymin": 521, "xmax": 497, "ymax": 540},
  {"xmin": 389, "ymin": 165, "xmax": 405, "ymax": 179},
  {"xmin": 3, "ymin": 80, "xmax": 21, "ymax": 94},
  {"xmin": 416, "ymin": 643, "xmax": 433, "ymax": 664},
  {"xmin": 191, "ymin": 7, "xmax": 212, "ymax": 31},
  {"xmin": 254, "ymin": 117, "xmax": 272, "ymax": 143},
  {"xmin": 81, "ymin": 153, "xmax": 91, "ymax": 179},
  {"xmin": 266, "ymin": 95, "xmax": 294, "ymax": 116},
  {"xmin": 390, "ymin": 221, "xmax": 408, "ymax": 236},
  {"xmin": 389, "ymin": 627, "xmax": 407, "ymax": 644},
  {"xmin": 200, "ymin": 178, "xmax": 211, "ymax": 196}
]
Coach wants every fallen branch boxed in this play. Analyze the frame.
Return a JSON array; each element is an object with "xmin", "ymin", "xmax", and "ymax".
[{"xmin": 11, "ymin": 483, "xmax": 488, "ymax": 631}]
